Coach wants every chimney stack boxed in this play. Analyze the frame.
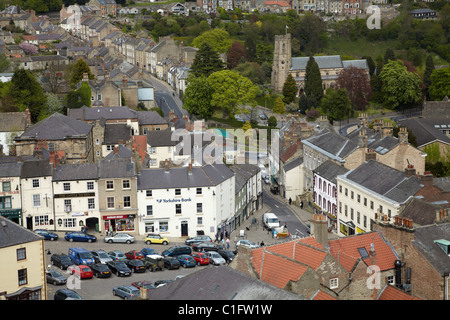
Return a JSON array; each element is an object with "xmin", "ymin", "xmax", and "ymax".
[
  {"xmin": 310, "ymin": 214, "xmax": 328, "ymax": 249},
  {"xmin": 405, "ymin": 164, "xmax": 416, "ymax": 177},
  {"xmin": 398, "ymin": 126, "xmax": 409, "ymax": 144},
  {"xmin": 420, "ymin": 171, "xmax": 433, "ymax": 188},
  {"xmin": 165, "ymin": 159, "xmax": 169, "ymax": 172},
  {"xmin": 122, "ymin": 75, "xmax": 127, "ymax": 87},
  {"xmin": 381, "ymin": 121, "xmax": 393, "ymax": 138},
  {"xmin": 25, "ymin": 107, "xmax": 31, "ymax": 126},
  {"xmin": 365, "ymin": 148, "xmax": 376, "ymax": 161}
]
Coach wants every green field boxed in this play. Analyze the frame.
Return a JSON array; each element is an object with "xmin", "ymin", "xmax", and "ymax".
[{"xmin": 324, "ymin": 37, "xmax": 399, "ymax": 59}]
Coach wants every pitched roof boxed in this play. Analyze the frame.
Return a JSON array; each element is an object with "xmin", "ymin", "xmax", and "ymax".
[
  {"xmin": 0, "ymin": 162, "xmax": 22, "ymax": 177},
  {"xmin": 53, "ymin": 163, "xmax": 98, "ymax": 181},
  {"xmin": 399, "ymin": 118, "xmax": 450, "ymax": 147},
  {"xmin": 136, "ymin": 110, "xmax": 166, "ymax": 125},
  {"xmin": 146, "ymin": 129, "xmax": 178, "ymax": 147},
  {"xmin": 0, "ymin": 112, "xmax": 28, "ymax": 132},
  {"xmin": 328, "ymin": 231, "xmax": 399, "ymax": 272},
  {"xmin": 0, "ymin": 216, "xmax": 43, "ymax": 249},
  {"xmin": 313, "ymin": 160, "xmax": 349, "ymax": 184},
  {"xmin": 303, "ymin": 128, "xmax": 357, "ymax": 162},
  {"xmin": 98, "ymin": 158, "xmax": 135, "ymax": 179},
  {"xmin": 21, "ymin": 159, "xmax": 52, "ymax": 178},
  {"xmin": 68, "ymin": 106, "xmax": 138, "ymax": 122},
  {"xmin": 378, "ymin": 284, "xmax": 421, "ymax": 300},
  {"xmin": 103, "ymin": 123, "xmax": 131, "ymax": 145},
  {"xmin": 291, "ymin": 55, "xmax": 343, "ymax": 71},
  {"xmin": 311, "ymin": 290, "xmax": 338, "ymax": 300}
]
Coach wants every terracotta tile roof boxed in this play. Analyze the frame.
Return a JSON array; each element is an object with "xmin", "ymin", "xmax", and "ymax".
[
  {"xmin": 328, "ymin": 231, "xmax": 398, "ymax": 272},
  {"xmin": 378, "ymin": 284, "xmax": 421, "ymax": 300},
  {"xmin": 311, "ymin": 290, "xmax": 338, "ymax": 300},
  {"xmin": 252, "ymin": 249, "xmax": 308, "ymax": 289},
  {"xmin": 280, "ymin": 142, "xmax": 300, "ymax": 163}
]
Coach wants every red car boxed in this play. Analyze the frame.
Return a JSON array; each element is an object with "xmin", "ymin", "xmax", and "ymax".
[
  {"xmin": 68, "ymin": 265, "xmax": 93, "ymax": 279},
  {"xmin": 132, "ymin": 280, "xmax": 155, "ymax": 290},
  {"xmin": 125, "ymin": 250, "xmax": 144, "ymax": 260},
  {"xmin": 191, "ymin": 252, "xmax": 210, "ymax": 266}
]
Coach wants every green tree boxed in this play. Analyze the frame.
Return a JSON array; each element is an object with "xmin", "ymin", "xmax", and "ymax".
[
  {"xmin": 298, "ymin": 93, "xmax": 309, "ymax": 115},
  {"xmin": 183, "ymin": 76, "xmax": 214, "ymax": 120},
  {"xmin": 69, "ymin": 58, "xmax": 94, "ymax": 86},
  {"xmin": 428, "ymin": 67, "xmax": 450, "ymax": 101},
  {"xmin": 304, "ymin": 56, "xmax": 323, "ymax": 107},
  {"xmin": 208, "ymin": 70, "xmax": 258, "ymax": 119},
  {"xmin": 65, "ymin": 81, "xmax": 91, "ymax": 110},
  {"xmin": 384, "ymin": 48, "xmax": 395, "ymax": 64},
  {"xmin": 282, "ymin": 74, "xmax": 297, "ymax": 104},
  {"xmin": 423, "ymin": 55, "xmax": 435, "ymax": 97},
  {"xmin": 9, "ymin": 69, "xmax": 47, "ymax": 123},
  {"xmin": 242, "ymin": 120, "xmax": 252, "ymax": 132},
  {"xmin": 273, "ymin": 97, "xmax": 285, "ymax": 114},
  {"xmin": 320, "ymin": 88, "xmax": 352, "ymax": 122},
  {"xmin": 379, "ymin": 60, "xmax": 422, "ymax": 111},
  {"xmin": 190, "ymin": 42, "xmax": 224, "ymax": 78},
  {"xmin": 192, "ymin": 28, "xmax": 233, "ymax": 54},
  {"xmin": 268, "ymin": 115, "xmax": 277, "ymax": 127}
]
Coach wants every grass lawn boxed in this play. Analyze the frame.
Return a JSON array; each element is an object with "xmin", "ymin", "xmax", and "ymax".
[{"xmin": 324, "ymin": 37, "xmax": 399, "ymax": 59}]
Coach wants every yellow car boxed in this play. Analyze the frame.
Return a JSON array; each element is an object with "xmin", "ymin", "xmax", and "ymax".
[{"xmin": 145, "ymin": 233, "xmax": 169, "ymax": 245}]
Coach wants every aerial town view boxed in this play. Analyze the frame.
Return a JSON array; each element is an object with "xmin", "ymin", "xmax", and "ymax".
[{"xmin": 0, "ymin": 0, "xmax": 449, "ymax": 308}]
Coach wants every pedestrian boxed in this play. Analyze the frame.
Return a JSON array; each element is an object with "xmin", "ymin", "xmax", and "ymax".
[
  {"xmin": 215, "ymin": 232, "xmax": 219, "ymax": 243},
  {"xmin": 221, "ymin": 237, "xmax": 225, "ymax": 248},
  {"xmin": 226, "ymin": 237, "xmax": 230, "ymax": 249},
  {"xmin": 260, "ymin": 241, "xmax": 265, "ymax": 247},
  {"xmin": 300, "ymin": 201, "xmax": 303, "ymax": 209},
  {"xmin": 289, "ymin": 197, "xmax": 292, "ymax": 205}
]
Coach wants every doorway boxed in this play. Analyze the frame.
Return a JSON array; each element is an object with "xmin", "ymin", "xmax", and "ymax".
[{"xmin": 181, "ymin": 221, "xmax": 188, "ymax": 237}]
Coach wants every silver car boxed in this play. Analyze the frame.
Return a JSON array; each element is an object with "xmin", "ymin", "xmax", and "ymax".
[
  {"xmin": 206, "ymin": 251, "xmax": 226, "ymax": 266},
  {"xmin": 104, "ymin": 233, "xmax": 135, "ymax": 244},
  {"xmin": 91, "ymin": 250, "xmax": 113, "ymax": 264},
  {"xmin": 236, "ymin": 239, "xmax": 260, "ymax": 249}
]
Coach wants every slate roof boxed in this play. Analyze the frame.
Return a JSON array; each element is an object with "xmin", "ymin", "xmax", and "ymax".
[
  {"xmin": 412, "ymin": 223, "xmax": 450, "ymax": 276},
  {"xmin": 17, "ymin": 113, "xmax": 92, "ymax": 141},
  {"xmin": 53, "ymin": 163, "xmax": 98, "ymax": 181},
  {"xmin": 399, "ymin": 118, "xmax": 450, "ymax": 147},
  {"xmin": 0, "ymin": 162, "xmax": 22, "ymax": 177},
  {"xmin": 342, "ymin": 59, "xmax": 369, "ymax": 70},
  {"xmin": 103, "ymin": 123, "xmax": 131, "ymax": 145},
  {"xmin": 433, "ymin": 177, "xmax": 450, "ymax": 192},
  {"xmin": 68, "ymin": 106, "xmax": 138, "ymax": 122},
  {"xmin": 0, "ymin": 112, "xmax": 28, "ymax": 132},
  {"xmin": 147, "ymin": 129, "xmax": 178, "ymax": 147},
  {"xmin": 290, "ymin": 55, "xmax": 343, "ymax": 71},
  {"xmin": 98, "ymin": 158, "xmax": 135, "ymax": 179},
  {"xmin": 313, "ymin": 160, "xmax": 349, "ymax": 184},
  {"xmin": 21, "ymin": 159, "xmax": 52, "ymax": 178},
  {"xmin": 103, "ymin": 144, "xmax": 132, "ymax": 160},
  {"xmin": 342, "ymin": 160, "xmax": 423, "ymax": 203},
  {"xmin": 399, "ymin": 197, "xmax": 447, "ymax": 226},
  {"xmin": 146, "ymin": 265, "xmax": 303, "ymax": 300},
  {"xmin": 136, "ymin": 111, "xmax": 166, "ymax": 125},
  {"xmin": 0, "ymin": 216, "xmax": 43, "ymax": 249}
]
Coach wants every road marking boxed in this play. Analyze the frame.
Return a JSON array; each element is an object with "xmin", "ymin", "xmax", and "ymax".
[{"xmin": 274, "ymin": 204, "xmax": 279, "ymax": 208}]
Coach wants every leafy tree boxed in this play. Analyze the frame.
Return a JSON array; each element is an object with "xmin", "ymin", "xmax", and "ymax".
[
  {"xmin": 282, "ymin": 74, "xmax": 297, "ymax": 104},
  {"xmin": 273, "ymin": 97, "xmax": 285, "ymax": 114},
  {"xmin": 384, "ymin": 48, "xmax": 395, "ymax": 64},
  {"xmin": 208, "ymin": 70, "xmax": 258, "ymax": 119},
  {"xmin": 8, "ymin": 69, "xmax": 47, "ymax": 123},
  {"xmin": 150, "ymin": 106, "xmax": 164, "ymax": 117},
  {"xmin": 304, "ymin": 56, "xmax": 323, "ymax": 107},
  {"xmin": 320, "ymin": 88, "xmax": 352, "ymax": 122},
  {"xmin": 190, "ymin": 42, "xmax": 224, "ymax": 78},
  {"xmin": 183, "ymin": 76, "xmax": 214, "ymax": 120},
  {"xmin": 69, "ymin": 58, "xmax": 94, "ymax": 86},
  {"xmin": 298, "ymin": 92, "xmax": 309, "ymax": 115},
  {"xmin": 65, "ymin": 81, "xmax": 91, "ymax": 110},
  {"xmin": 379, "ymin": 60, "xmax": 422, "ymax": 111},
  {"xmin": 268, "ymin": 115, "xmax": 277, "ymax": 127},
  {"xmin": 192, "ymin": 29, "xmax": 233, "ymax": 54},
  {"xmin": 19, "ymin": 42, "xmax": 38, "ymax": 55},
  {"xmin": 428, "ymin": 67, "xmax": 450, "ymax": 101},
  {"xmin": 362, "ymin": 56, "xmax": 375, "ymax": 77},
  {"xmin": 242, "ymin": 120, "xmax": 252, "ymax": 132},
  {"xmin": 226, "ymin": 40, "xmax": 247, "ymax": 69},
  {"xmin": 0, "ymin": 53, "xmax": 11, "ymax": 72},
  {"xmin": 336, "ymin": 66, "xmax": 372, "ymax": 111}
]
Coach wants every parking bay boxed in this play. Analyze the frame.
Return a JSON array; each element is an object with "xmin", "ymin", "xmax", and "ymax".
[{"xmin": 44, "ymin": 240, "xmax": 205, "ymax": 300}]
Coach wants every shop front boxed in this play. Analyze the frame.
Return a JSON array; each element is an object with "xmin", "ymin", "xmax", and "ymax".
[{"xmin": 103, "ymin": 214, "xmax": 136, "ymax": 234}]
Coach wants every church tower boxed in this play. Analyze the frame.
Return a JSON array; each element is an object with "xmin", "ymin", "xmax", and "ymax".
[{"xmin": 271, "ymin": 33, "xmax": 292, "ymax": 92}]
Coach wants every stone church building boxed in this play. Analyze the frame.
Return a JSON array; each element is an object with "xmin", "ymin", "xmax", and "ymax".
[{"xmin": 271, "ymin": 33, "xmax": 370, "ymax": 92}]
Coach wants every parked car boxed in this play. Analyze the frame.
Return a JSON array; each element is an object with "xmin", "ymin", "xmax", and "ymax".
[
  {"xmin": 206, "ymin": 251, "xmax": 226, "ymax": 266},
  {"xmin": 191, "ymin": 252, "xmax": 210, "ymax": 266},
  {"xmin": 46, "ymin": 269, "xmax": 67, "ymax": 285},
  {"xmin": 112, "ymin": 285, "xmax": 140, "ymax": 300},
  {"xmin": 154, "ymin": 280, "xmax": 172, "ymax": 288},
  {"xmin": 142, "ymin": 254, "xmax": 164, "ymax": 272},
  {"xmin": 185, "ymin": 235, "xmax": 212, "ymax": 245},
  {"xmin": 125, "ymin": 250, "xmax": 144, "ymax": 260},
  {"xmin": 176, "ymin": 254, "xmax": 196, "ymax": 268},
  {"xmin": 132, "ymin": 280, "xmax": 155, "ymax": 290},
  {"xmin": 54, "ymin": 289, "xmax": 82, "ymax": 300},
  {"xmin": 64, "ymin": 231, "xmax": 96, "ymax": 243},
  {"xmin": 50, "ymin": 254, "xmax": 73, "ymax": 270},
  {"xmin": 91, "ymin": 250, "xmax": 113, "ymax": 264},
  {"xmin": 145, "ymin": 233, "xmax": 169, "ymax": 245},
  {"xmin": 163, "ymin": 256, "xmax": 180, "ymax": 270},
  {"xmin": 236, "ymin": 239, "xmax": 260, "ymax": 249},
  {"xmin": 108, "ymin": 250, "xmax": 127, "ymax": 261},
  {"xmin": 106, "ymin": 260, "xmax": 131, "ymax": 277},
  {"xmin": 90, "ymin": 263, "xmax": 112, "ymax": 278},
  {"xmin": 126, "ymin": 259, "xmax": 147, "ymax": 273},
  {"xmin": 104, "ymin": 233, "xmax": 135, "ymax": 244},
  {"xmin": 68, "ymin": 247, "xmax": 95, "ymax": 265},
  {"xmin": 141, "ymin": 247, "xmax": 159, "ymax": 257},
  {"xmin": 162, "ymin": 245, "xmax": 192, "ymax": 257},
  {"xmin": 217, "ymin": 249, "xmax": 235, "ymax": 263},
  {"xmin": 67, "ymin": 265, "xmax": 93, "ymax": 279},
  {"xmin": 192, "ymin": 241, "xmax": 219, "ymax": 252},
  {"xmin": 35, "ymin": 229, "xmax": 58, "ymax": 241}
]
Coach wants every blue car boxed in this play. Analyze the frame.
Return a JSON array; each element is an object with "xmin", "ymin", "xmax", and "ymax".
[
  {"xmin": 176, "ymin": 254, "xmax": 196, "ymax": 268},
  {"xmin": 64, "ymin": 232, "xmax": 97, "ymax": 243},
  {"xmin": 35, "ymin": 229, "xmax": 58, "ymax": 241},
  {"xmin": 141, "ymin": 248, "xmax": 159, "ymax": 257},
  {"xmin": 113, "ymin": 285, "xmax": 140, "ymax": 300}
]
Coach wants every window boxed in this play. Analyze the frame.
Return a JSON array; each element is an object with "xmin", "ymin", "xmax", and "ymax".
[
  {"xmin": 363, "ymin": 215, "xmax": 367, "ymax": 228},
  {"xmin": 176, "ymin": 203, "xmax": 181, "ymax": 214},
  {"xmin": 64, "ymin": 218, "xmax": 76, "ymax": 228},
  {"xmin": 34, "ymin": 215, "xmax": 48, "ymax": 226},
  {"xmin": 150, "ymin": 147, "xmax": 156, "ymax": 154},
  {"xmin": 160, "ymin": 221, "xmax": 168, "ymax": 232},
  {"xmin": 96, "ymin": 139, "xmax": 99, "ymax": 145},
  {"xmin": 351, "ymin": 208, "xmax": 354, "ymax": 220},
  {"xmin": 146, "ymin": 205, "xmax": 153, "ymax": 216},
  {"xmin": 146, "ymin": 190, "xmax": 152, "ymax": 197},
  {"xmin": 32, "ymin": 179, "xmax": 40, "ymax": 188},
  {"xmin": 123, "ymin": 196, "xmax": 131, "ymax": 208},
  {"xmin": 357, "ymin": 211, "xmax": 360, "ymax": 224},
  {"xmin": 87, "ymin": 181, "xmax": 94, "ymax": 190},
  {"xmin": 18, "ymin": 269, "xmax": 27, "ymax": 286},
  {"xmin": 63, "ymin": 183, "xmax": 70, "ymax": 191},
  {"xmin": 150, "ymin": 159, "xmax": 157, "ymax": 166},
  {"xmin": 197, "ymin": 217, "xmax": 203, "ymax": 225},
  {"xmin": 107, "ymin": 197, "xmax": 114, "ymax": 208},
  {"xmin": 17, "ymin": 248, "xmax": 26, "ymax": 261},
  {"xmin": 330, "ymin": 278, "xmax": 338, "ymax": 289},
  {"xmin": 97, "ymin": 94, "xmax": 102, "ymax": 101},
  {"xmin": 196, "ymin": 188, "xmax": 202, "ymax": 195},
  {"xmin": 357, "ymin": 194, "xmax": 360, "ymax": 203},
  {"xmin": 106, "ymin": 181, "xmax": 114, "ymax": 190},
  {"xmin": 122, "ymin": 180, "xmax": 130, "ymax": 189},
  {"xmin": 2, "ymin": 181, "xmax": 11, "ymax": 192},
  {"xmin": 0, "ymin": 196, "xmax": 11, "ymax": 209},
  {"xmin": 387, "ymin": 275, "xmax": 395, "ymax": 285},
  {"xmin": 64, "ymin": 199, "xmax": 71, "ymax": 211},
  {"xmin": 88, "ymin": 198, "xmax": 95, "ymax": 209},
  {"xmin": 345, "ymin": 188, "xmax": 348, "ymax": 196},
  {"xmin": 370, "ymin": 201, "xmax": 374, "ymax": 210},
  {"xmin": 175, "ymin": 189, "xmax": 181, "ymax": 196},
  {"xmin": 364, "ymin": 198, "xmax": 367, "ymax": 206},
  {"xmin": 32, "ymin": 194, "xmax": 41, "ymax": 207},
  {"xmin": 197, "ymin": 203, "xmax": 203, "ymax": 213},
  {"xmin": 351, "ymin": 191, "xmax": 354, "ymax": 200}
]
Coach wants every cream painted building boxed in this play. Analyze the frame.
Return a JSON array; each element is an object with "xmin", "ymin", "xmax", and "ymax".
[{"xmin": 0, "ymin": 216, "xmax": 47, "ymax": 300}]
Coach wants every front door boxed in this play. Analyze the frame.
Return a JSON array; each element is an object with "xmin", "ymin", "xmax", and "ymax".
[{"xmin": 181, "ymin": 221, "xmax": 188, "ymax": 237}]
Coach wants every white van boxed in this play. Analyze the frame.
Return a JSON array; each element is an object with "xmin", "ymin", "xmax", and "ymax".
[{"xmin": 262, "ymin": 213, "xmax": 280, "ymax": 230}]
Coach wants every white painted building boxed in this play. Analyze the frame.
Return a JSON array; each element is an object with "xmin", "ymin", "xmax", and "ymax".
[{"xmin": 137, "ymin": 163, "xmax": 235, "ymax": 238}]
